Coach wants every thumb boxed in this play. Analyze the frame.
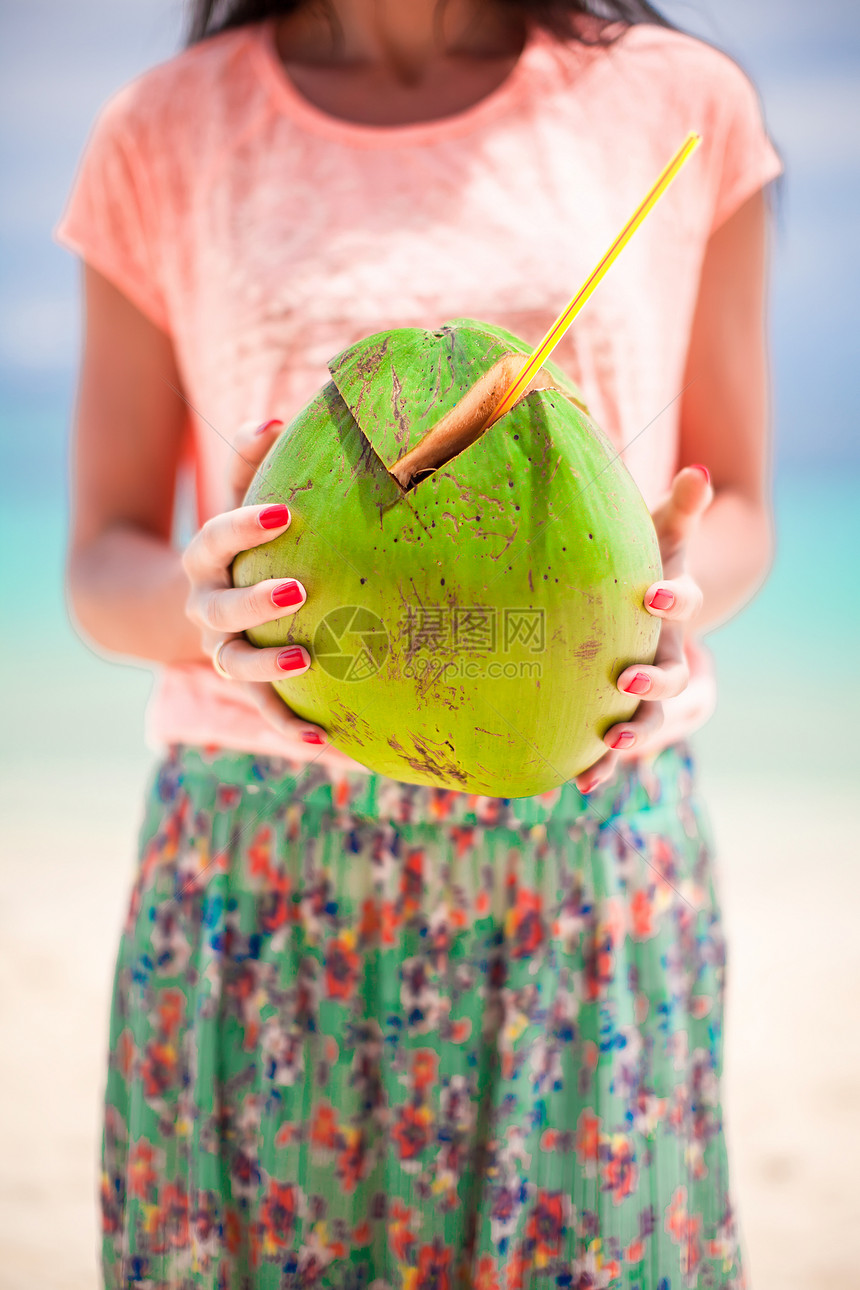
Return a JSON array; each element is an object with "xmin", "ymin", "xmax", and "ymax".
[
  {"xmin": 228, "ymin": 418, "xmax": 284, "ymax": 506},
  {"xmin": 652, "ymin": 464, "xmax": 713, "ymax": 550},
  {"xmin": 672, "ymin": 464, "xmax": 713, "ymax": 517}
]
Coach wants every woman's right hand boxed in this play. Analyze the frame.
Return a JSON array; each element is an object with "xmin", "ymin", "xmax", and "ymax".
[{"xmin": 181, "ymin": 498, "xmax": 336, "ymax": 754}]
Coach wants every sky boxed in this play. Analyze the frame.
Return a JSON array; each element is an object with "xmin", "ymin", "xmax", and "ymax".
[{"xmin": 1, "ymin": 0, "xmax": 858, "ymax": 471}]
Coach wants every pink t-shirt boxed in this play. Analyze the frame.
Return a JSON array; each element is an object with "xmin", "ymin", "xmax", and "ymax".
[{"xmin": 53, "ymin": 15, "xmax": 782, "ymax": 774}]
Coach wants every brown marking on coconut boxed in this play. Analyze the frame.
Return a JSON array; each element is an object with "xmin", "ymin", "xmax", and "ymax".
[
  {"xmin": 346, "ymin": 342, "xmax": 393, "ymax": 441},
  {"xmin": 329, "ymin": 699, "xmax": 375, "ymax": 746},
  {"xmin": 390, "ymin": 366, "xmax": 411, "ymax": 454},
  {"xmin": 357, "ymin": 431, "xmax": 380, "ymax": 476},
  {"xmin": 352, "ymin": 335, "xmax": 390, "ymax": 382},
  {"xmin": 434, "ymin": 681, "xmax": 465, "ymax": 712},
  {"xmin": 399, "ymin": 501, "xmax": 436, "ymax": 543},
  {"xmin": 413, "ymin": 664, "xmax": 439, "ymax": 701},
  {"xmin": 490, "ymin": 527, "xmax": 519, "ymax": 566},
  {"xmin": 575, "ymin": 639, "xmax": 601, "ymax": 662},
  {"xmin": 475, "ymin": 488, "xmax": 506, "ymax": 515},
  {"xmin": 283, "ymin": 477, "xmax": 315, "ymax": 503},
  {"xmin": 402, "ymin": 737, "xmax": 470, "ymax": 785}
]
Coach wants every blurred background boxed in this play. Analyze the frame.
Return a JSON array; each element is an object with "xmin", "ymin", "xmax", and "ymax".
[{"xmin": 1, "ymin": 1, "xmax": 858, "ymax": 1286}]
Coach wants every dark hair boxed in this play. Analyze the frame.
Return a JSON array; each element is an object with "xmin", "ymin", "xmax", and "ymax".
[{"xmin": 184, "ymin": 0, "xmax": 675, "ymax": 48}]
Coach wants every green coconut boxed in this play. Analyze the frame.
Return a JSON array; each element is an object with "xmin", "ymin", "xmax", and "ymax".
[{"xmin": 231, "ymin": 318, "xmax": 662, "ymax": 797}]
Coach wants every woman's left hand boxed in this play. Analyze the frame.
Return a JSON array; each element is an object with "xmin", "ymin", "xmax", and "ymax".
[{"xmin": 574, "ymin": 463, "xmax": 714, "ymax": 796}]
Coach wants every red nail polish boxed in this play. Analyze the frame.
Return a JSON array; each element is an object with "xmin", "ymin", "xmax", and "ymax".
[
  {"xmin": 259, "ymin": 504, "xmax": 291, "ymax": 530},
  {"xmin": 277, "ymin": 647, "xmax": 306, "ymax": 672},
  {"xmin": 648, "ymin": 588, "xmax": 674, "ymax": 611},
  {"xmin": 622, "ymin": 671, "xmax": 651, "ymax": 695},
  {"xmin": 272, "ymin": 580, "xmax": 303, "ymax": 608},
  {"xmin": 579, "ymin": 778, "xmax": 595, "ymax": 795},
  {"xmin": 301, "ymin": 731, "xmax": 325, "ymax": 745},
  {"xmin": 255, "ymin": 418, "xmax": 284, "ymax": 436},
  {"xmin": 689, "ymin": 463, "xmax": 710, "ymax": 484},
  {"xmin": 610, "ymin": 730, "xmax": 636, "ymax": 749}
]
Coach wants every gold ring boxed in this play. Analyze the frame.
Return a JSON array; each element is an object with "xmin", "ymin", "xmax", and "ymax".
[{"xmin": 212, "ymin": 639, "xmax": 232, "ymax": 680}]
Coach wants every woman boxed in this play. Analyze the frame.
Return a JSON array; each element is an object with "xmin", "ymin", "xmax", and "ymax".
[{"xmin": 54, "ymin": 0, "xmax": 781, "ymax": 1285}]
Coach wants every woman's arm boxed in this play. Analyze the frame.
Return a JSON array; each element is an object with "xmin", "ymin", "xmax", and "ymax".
[
  {"xmin": 65, "ymin": 262, "xmax": 348, "ymax": 756},
  {"xmin": 678, "ymin": 187, "xmax": 776, "ymax": 636},
  {"xmin": 577, "ymin": 186, "xmax": 778, "ymax": 790},
  {"xmin": 66, "ymin": 263, "xmax": 209, "ymax": 666}
]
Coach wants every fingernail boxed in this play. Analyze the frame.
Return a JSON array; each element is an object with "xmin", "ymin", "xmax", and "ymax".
[
  {"xmin": 272, "ymin": 580, "xmax": 303, "ymax": 608},
  {"xmin": 689, "ymin": 463, "xmax": 710, "ymax": 484},
  {"xmin": 277, "ymin": 647, "xmax": 306, "ymax": 672},
  {"xmin": 647, "ymin": 588, "xmax": 674, "ymax": 611},
  {"xmin": 621, "ymin": 671, "xmax": 651, "ymax": 695},
  {"xmin": 301, "ymin": 731, "xmax": 325, "ymax": 745},
  {"xmin": 578, "ymin": 778, "xmax": 595, "ymax": 795},
  {"xmin": 255, "ymin": 418, "xmax": 284, "ymax": 436},
  {"xmin": 260, "ymin": 504, "xmax": 291, "ymax": 530},
  {"xmin": 610, "ymin": 730, "xmax": 636, "ymax": 750}
]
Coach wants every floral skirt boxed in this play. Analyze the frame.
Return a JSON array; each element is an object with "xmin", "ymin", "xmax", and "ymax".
[{"xmin": 100, "ymin": 740, "xmax": 744, "ymax": 1290}]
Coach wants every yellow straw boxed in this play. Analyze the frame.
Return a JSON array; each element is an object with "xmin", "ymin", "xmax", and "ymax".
[{"xmin": 484, "ymin": 131, "xmax": 702, "ymax": 428}]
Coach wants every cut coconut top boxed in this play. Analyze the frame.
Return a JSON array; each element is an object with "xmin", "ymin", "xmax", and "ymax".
[{"xmin": 328, "ymin": 319, "xmax": 589, "ymax": 491}]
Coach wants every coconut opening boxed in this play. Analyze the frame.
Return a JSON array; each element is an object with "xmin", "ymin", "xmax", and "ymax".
[{"xmin": 389, "ymin": 354, "xmax": 570, "ymax": 493}]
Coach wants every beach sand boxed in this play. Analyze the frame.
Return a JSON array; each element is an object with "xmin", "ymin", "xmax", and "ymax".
[{"xmin": 1, "ymin": 750, "xmax": 858, "ymax": 1290}]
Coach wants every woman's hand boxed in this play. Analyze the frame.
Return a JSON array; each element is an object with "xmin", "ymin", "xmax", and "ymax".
[
  {"xmin": 574, "ymin": 463, "xmax": 714, "ymax": 796},
  {"xmin": 182, "ymin": 417, "xmax": 347, "ymax": 758}
]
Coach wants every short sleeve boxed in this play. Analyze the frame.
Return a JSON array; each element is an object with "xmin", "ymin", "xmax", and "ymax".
[
  {"xmin": 709, "ymin": 58, "xmax": 783, "ymax": 235},
  {"xmin": 52, "ymin": 86, "xmax": 171, "ymax": 332}
]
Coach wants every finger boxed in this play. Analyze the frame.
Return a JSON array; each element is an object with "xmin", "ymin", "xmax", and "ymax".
[
  {"xmin": 642, "ymin": 573, "xmax": 704, "ymax": 623},
  {"xmin": 228, "ymin": 418, "xmax": 284, "ymax": 503},
  {"xmin": 193, "ymin": 576, "xmax": 308, "ymax": 635},
  {"xmin": 239, "ymin": 677, "xmax": 328, "ymax": 748},
  {"xmin": 618, "ymin": 592, "xmax": 696, "ymax": 700},
  {"xmin": 575, "ymin": 745, "xmax": 620, "ymax": 796},
  {"xmin": 235, "ymin": 417, "xmax": 285, "ymax": 455},
  {"xmin": 575, "ymin": 703, "xmax": 664, "ymax": 795},
  {"xmin": 215, "ymin": 637, "xmax": 312, "ymax": 685},
  {"xmin": 616, "ymin": 644, "xmax": 690, "ymax": 703},
  {"xmin": 182, "ymin": 503, "xmax": 292, "ymax": 582},
  {"xmin": 650, "ymin": 465, "xmax": 713, "ymax": 554},
  {"xmin": 597, "ymin": 698, "xmax": 666, "ymax": 763}
]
